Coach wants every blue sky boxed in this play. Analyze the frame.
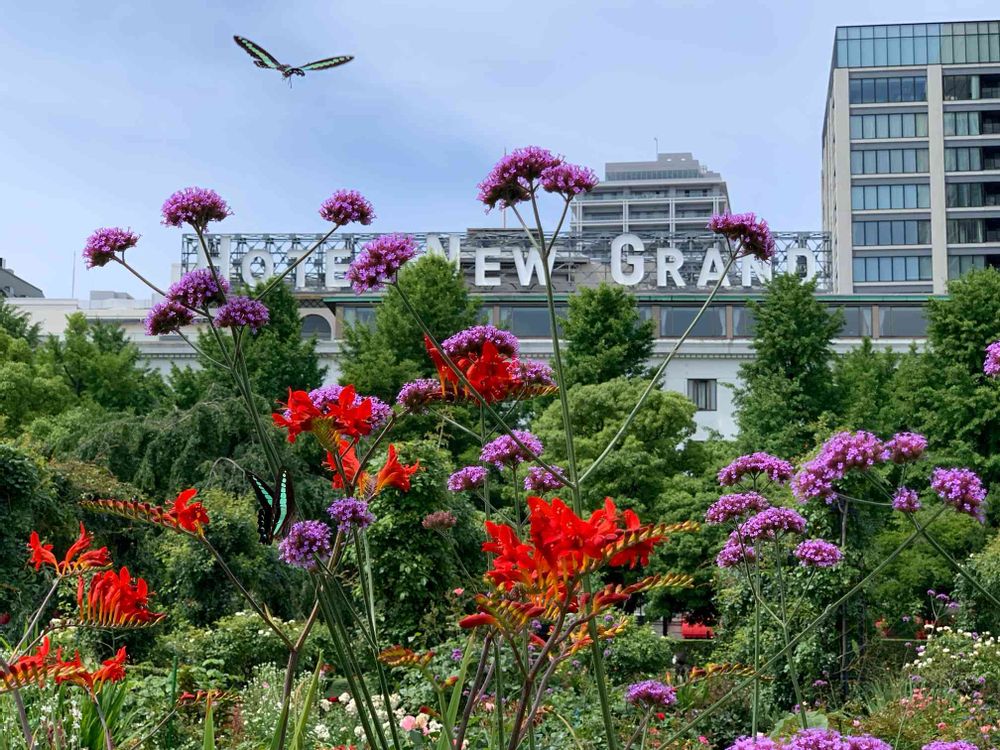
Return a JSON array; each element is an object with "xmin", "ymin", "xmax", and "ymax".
[{"xmin": 2, "ymin": 0, "xmax": 997, "ymax": 298}]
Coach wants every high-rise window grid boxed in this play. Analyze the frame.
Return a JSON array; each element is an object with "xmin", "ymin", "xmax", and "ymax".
[
  {"xmin": 850, "ymin": 148, "xmax": 929, "ymax": 175},
  {"xmin": 947, "ymin": 218, "xmax": 1000, "ymax": 243},
  {"xmin": 836, "ymin": 23, "xmax": 1000, "ymax": 68},
  {"xmin": 943, "ymin": 74, "xmax": 1000, "ymax": 100},
  {"xmin": 850, "ymin": 113, "xmax": 928, "ymax": 140},
  {"xmin": 945, "ymin": 147, "xmax": 1000, "ymax": 171},
  {"xmin": 946, "ymin": 183, "xmax": 1000, "ymax": 207},
  {"xmin": 853, "ymin": 256, "xmax": 932, "ymax": 282},
  {"xmin": 851, "ymin": 184, "xmax": 930, "ymax": 210},
  {"xmin": 852, "ymin": 220, "xmax": 931, "ymax": 246},
  {"xmin": 948, "ymin": 254, "xmax": 1000, "ymax": 277},
  {"xmin": 849, "ymin": 76, "xmax": 927, "ymax": 103}
]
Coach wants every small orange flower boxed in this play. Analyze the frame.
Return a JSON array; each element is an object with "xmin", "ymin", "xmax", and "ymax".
[
  {"xmin": 27, "ymin": 523, "xmax": 111, "ymax": 576},
  {"xmin": 374, "ymin": 445, "xmax": 421, "ymax": 494},
  {"xmin": 166, "ymin": 489, "xmax": 210, "ymax": 534},
  {"xmin": 459, "ymin": 613, "xmax": 497, "ymax": 629},
  {"xmin": 272, "ymin": 389, "xmax": 323, "ymax": 442},
  {"xmin": 77, "ymin": 567, "xmax": 165, "ymax": 628},
  {"xmin": 328, "ymin": 440, "xmax": 366, "ymax": 492},
  {"xmin": 91, "ymin": 647, "xmax": 127, "ymax": 684},
  {"xmin": 1, "ymin": 638, "xmax": 126, "ymax": 694}
]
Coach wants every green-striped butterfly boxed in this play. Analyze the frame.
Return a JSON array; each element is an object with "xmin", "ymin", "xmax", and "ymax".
[
  {"xmin": 233, "ymin": 36, "xmax": 353, "ymax": 81},
  {"xmin": 246, "ymin": 468, "xmax": 296, "ymax": 545}
]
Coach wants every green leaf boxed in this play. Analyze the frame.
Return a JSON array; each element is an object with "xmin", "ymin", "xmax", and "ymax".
[
  {"xmin": 202, "ymin": 698, "xmax": 215, "ymax": 750},
  {"xmin": 291, "ymin": 652, "xmax": 324, "ymax": 750}
]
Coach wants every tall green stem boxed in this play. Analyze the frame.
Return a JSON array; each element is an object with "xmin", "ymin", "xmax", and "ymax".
[
  {"xmin": 752, "ymin": 556, "xmax": 761, "ymax": 736},
  {"xmin": 517, "ymin": 194, "xmax": 618, "ymax": 750},
  {"xmin": 773, "ymin": 550, "xmax": 809, "ymax": 729},
  {"xmin": 658, "ymin": 505, "xmax": 948, "ymax": 744}
]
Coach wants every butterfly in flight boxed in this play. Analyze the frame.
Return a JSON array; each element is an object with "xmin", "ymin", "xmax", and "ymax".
[
  {"xmin": 233, "ymin": 36, "xmax": 353, "ymax": 83},
  {"xmin": 246, "ymin": 467, "xmax": 296, "ymax": 545}
]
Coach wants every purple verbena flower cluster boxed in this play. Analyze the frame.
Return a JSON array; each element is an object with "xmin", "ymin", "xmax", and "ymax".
[
  {"xmin": 442, "ymin": 324, "xmax": 520, "ymax": 359},
  {"xmin": 479, "ymin": 430, "xmax": 543, "ymax": 469},
  {"xmin": 843, "ymin": 736, "xmax": 892, "ymax": 750},
  {"xmin": 346, "ymin": 233, "xmax": 417, "ymax": 293},
  {"xmin": 705, "ymin": 492, "xmax": 771, "ymax": 525},
  {"xmin": 884, "ymin": 432, "xmax": 928, "ymax": 463},
  {"xmin": 792, "ymin": 431, "xmax": 887, "ymax": 504},
  {"xmin": 892, "ymin": 486, "xmax": 922, "ymax": 513},
  {"xmin": 784, "ymin": 729, "xmax": 845, "ymax": 750},
  {"xmin": 707, "ymin": 212, "xmax": 776, "ymax": 262},
  {"xmin": 396, "ymin": 378, "xmax": 441, "ymax": 413},
  {"xmin": 716, "ymin": 533, "xmax": 756, "ymax": 568},
  {"xmin": 327, "ymin": 497, "xmax": 376, "ymax": 533},
  {"xmin": 794, "ymin": 539, "xmax": 843, "ymax": 568},
  {"xmin": 718, "ymin": 452, "xmax": 794, "ymax": 487},
  {"xmin": 447, "ymin": 466, "xmax": 488, "ymax": 492},
  {"xmin": 524, "ymin": 465, "xmax": 565, "ymax": 493},
  {"xmin": 930, "ymin": 467, "xmax": 988, "ymax": 522},
  {"xmin": 83, "ymin": 227, "xmax": 139, "ymax": 269},
  {"xmin": 724, "ymin": 736, "xmax": 782, "ymax": 750},
  {"xmin": 476, "ymin": 146, "xmax": 562, "ymax": 211},
  {"xmin": 539, "ymin": 162, "xmax": 599, "ymax": 199},
  {"xmin": 278, "ymin": 520, "xmax": 333, "ymax": 571},
  {"xmin": 144, "ymin": 300, "xmax": 194, "ymax": 336},
  {"xmin": 213, "ymin": 296, "xmax": 270, "ymax": 333},
  {"xmin": 161, "ymin": 187, "xmax": 231, "ymax": 230},
  {"xmin": 318, "ymin": 189, "xmax": 374, "ymax": 227},
  {"xmin": 308, "ymin": 385, "xmax": 391, "ymax": 430},
  {"xmin": 422, "ymin": 510, "xmax": 458, "ymax": 531},
  {"xmin": 623, "ymin": 680, "xmax": 676, "ymax": 708},
  {"xmin": 166, "ymin": 268, "xmax": 229, "ymax": 309},
  {"xmin": 985, "ymin": 340, "xmax": 1000, "ymax": 376},
  {"xmin": 514, "ymin": 359, "xmax": 555, "ymax": 387},
  {"xmin": 921, "ymin": 743, "xmax": 979, "ymax": 750},
  {"xmin": 738, "ymin": 507, "xmax": 808, "ymax": 541}
]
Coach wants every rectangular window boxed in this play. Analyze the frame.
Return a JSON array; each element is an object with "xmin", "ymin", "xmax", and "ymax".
[
  {"xmin": 661, "ymin": 307, "xmax": 726, "ymax": 337},
  {"xmin": 732, "ymin": 306, "xmax": 756, "ymax": 337},
  {"xmin": 850, "ymin": 148, "xmax": 929, "ymax": 174},
  {"xmin": 687, "ymin": 379, "xmax": 718, "ymax": 411},
  {"xmin": 340, "ymin": 306, "xmax": 376, "ymax": 332},
  {"xmin": 498, "ymin": 306, "xmax": 566, "ymax": 337},
  {"xmin": 852, "ymin": 220, "xmax": 931, "ymax": 246},
  {"xmin": 879, "ymin": 306, "xmax": 927, "ymax": 338},
  {"xmin": 853, "ymin": 256, "xmax": 932, "ymax": 282},
  {"xmin": 838, "ymin": 306, "xmax": 874, "ymax": 336}
]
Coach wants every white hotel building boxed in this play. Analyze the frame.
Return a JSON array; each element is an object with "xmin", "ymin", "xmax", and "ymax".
[{"xmin": 10, "ymin": 151, "xmax": 935, "ymax": 440}]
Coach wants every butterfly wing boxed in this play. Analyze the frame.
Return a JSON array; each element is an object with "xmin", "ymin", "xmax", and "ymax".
[
  {"xmin": 272, "ymin": 469, "xmax": 297, "ymax": 539},
  {"xmin": 246, "ymin": 470, "xmax": 277, "ymax": 544},
  {"xmin": 299, "ymin": 55, "xmax": 354, "ymax": 71},
  {"xmin": 234, "ymin": 36, "xmax": 284, "ymax": 70}
]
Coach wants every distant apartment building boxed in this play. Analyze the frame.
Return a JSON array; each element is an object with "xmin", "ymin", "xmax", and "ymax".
[
  {"xmin": 823, "ymin": 21, "xmax": 1000, "ymax": 293},
  {"xmin": 571, "ymin": 152, "xmax": 730, "ymax": 234},
  {"xmin": 0, "ymin": 258, "xmax": 43, "ymax": 298}
]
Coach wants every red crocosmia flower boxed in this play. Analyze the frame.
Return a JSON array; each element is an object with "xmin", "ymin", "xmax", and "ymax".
[
  {"xmin": 272, "ymin": 389, "xmax": 323, "ymax": 443},
  {"xmin": 326, "ymin": 385, "xmax": 374, "ymax": 439},
  {"xmin": 459, "ymin": 613, "xmax": 497, "ymax": 629},
  {"xmin": 77, "ymin": 567, "xmax": 165, "ymax": 628},
  {"xmin": 374, "ymin": 445, "xmax": 421, "ymax": 494},
  {"xmin": 463, "ymin": 340, "xmax": 515, "ymax": 401},
  {"xmin": 608, "ymin": 507, "xmax": 662, "ymax": 568},
  {"xmin": 3, "ymin": 637, "xmax": 53, "ymax": 691},
  {"xmin": 91, "ymin": 646, "xmax": 127, "ymax": 684},
  {"xmin": 165, "ymin": 489, "xmax": 210, "ymax": 534},
  {"xmin": 27, "ymin": 523, "xmax": 111, "ymax": 576},
  {"xmin": 425, "ymin": 335, "xmax": 458, "ymax": 390},
  {"xmin": 327, "ymin": 440, "xmax": 367, "ymax": 492}
]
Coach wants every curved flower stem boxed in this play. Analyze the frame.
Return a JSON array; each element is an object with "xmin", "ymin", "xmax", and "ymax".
[
  {"xmin": 199, "ymin": 538, "xmax": 293, "ymax": 650},
  {"xmin": 390, "ymin": 282, "xmax": 572, "ymax": 488},
  {"xmin": 176, "ymin": 331, "xmax": 228, "ymax": 370},
  {"xmin": 773, "ymin": 548, "xmax": 809, "ymax": 729},
  {"xmin": 91, "ymin": 692, "xmax": 116, "ymax": 750},
  {"xmin": 115, "ymin": 258, "xmax": 170, "ymax": 300},
  {"xmin": 517, "ymin": 193, "xmax": 619, "ymax": 750},
  {"xmin": 752, "ymin": 557, "xmax": 761, "ymax": 737},
  {"xmin": 274, "ymin": 600, "xmax": 322, "ymax": 750},
  {"xmin": 907, "ymin": 514, "xmax": 1000, "ymax": 609},
  {"xmin": 455, "ymin": 635, "xmax": 494, "ymax": 750},
  {"xmin": 579, "ymin": 250, "xmax": 739, "ymax": 485},
  {"xmin": 254, "ymin": 227, "xmax": 338, "ymax": 302},
  {"xmin": 621, "ymin": 708, "xmax": 654, "ymax": 750},
  {"xmin": 14, "ymin": 575, "xmax": 62, "ymax": 654},
  {"xmin": 0, "ymin": 653, "xmax": 35, "ymax": 749},
  {"xmin": 657, "ymin": 505, "xmax": 947, "ymax": 744}
]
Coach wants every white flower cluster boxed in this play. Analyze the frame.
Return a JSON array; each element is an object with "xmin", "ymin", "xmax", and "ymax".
[
  {"xmin": 335, "ymin": 691, "xmax": 407, "ymax": 740},
  {"xmin": 906, "ymin": 624, "xmax": 1000, "ymax": 689}
]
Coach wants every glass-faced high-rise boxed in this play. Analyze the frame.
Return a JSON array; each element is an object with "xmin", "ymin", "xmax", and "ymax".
[{"xmin": 822, "ymin": 22, "xmax": 1000, "ymax": 293}]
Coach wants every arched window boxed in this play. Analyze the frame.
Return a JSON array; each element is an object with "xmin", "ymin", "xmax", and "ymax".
[{"xmin": 300, "ymin": 314, "xmax": 332, "ymax": 341}]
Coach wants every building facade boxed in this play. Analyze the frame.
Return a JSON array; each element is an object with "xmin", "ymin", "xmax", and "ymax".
[
  {"xmin": 823, "ymin": 21, "xmax": 1000, "ymax": 294},
  {"xmin": 571, "ymin": 153, "xmax": 729, "ymax": 234}
]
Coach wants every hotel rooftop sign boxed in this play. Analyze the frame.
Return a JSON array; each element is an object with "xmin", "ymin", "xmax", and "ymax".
[{"xmin": 182, "ymin": 230, "xmax": 831, "ymax": 294}]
